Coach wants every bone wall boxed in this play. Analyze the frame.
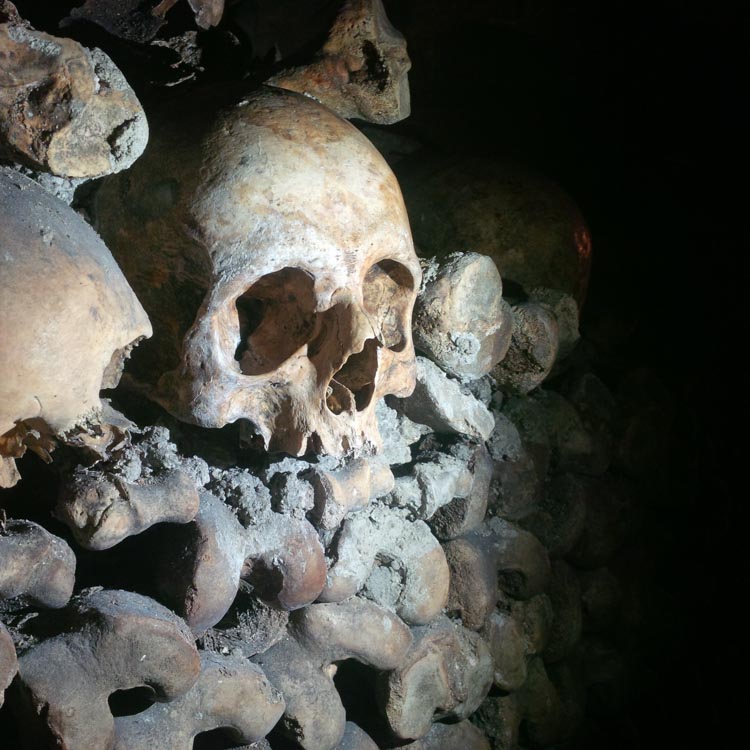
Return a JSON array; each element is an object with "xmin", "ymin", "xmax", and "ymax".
[{"xmin": 0, "ymin": 1, "xmax": 736, "ymax": 749}]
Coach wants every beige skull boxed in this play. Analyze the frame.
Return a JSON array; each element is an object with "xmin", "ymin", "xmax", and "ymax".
[
  {"xmin": 95, "ymin": 87, "xmax": 420, "ymax": 456},
  {"xmin": 0, "ymin": 167, "xmax": 152, "ymax": 486}
]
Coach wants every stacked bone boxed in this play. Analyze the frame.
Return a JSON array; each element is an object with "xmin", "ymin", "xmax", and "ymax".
[
  {"xmin": 0, "ymin": 3, "xmax": 647, "ymax": 748},
  {"xmin": 387, "ymin": 156, "xmax": 645, "ymax": 748}
]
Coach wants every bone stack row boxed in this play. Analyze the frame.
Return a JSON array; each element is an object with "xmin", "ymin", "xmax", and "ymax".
[
  {"xmin": 0, "ymin": 2, "xmax": 641, "ymax": 747},
  {"xmin": 1, "ymin": 248, "xmax": 641, "ymax": 750}
]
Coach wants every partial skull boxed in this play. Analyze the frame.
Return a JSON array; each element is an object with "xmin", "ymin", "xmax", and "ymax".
[
  {"xmin": 0, "ymin": 168, "xmax": 151, "ymax": 486},
  {"xmin": 268, "ymin": 0, "xmax": 412, "ymax": 124},
  {"xmin": 95, "ymin": 87, "xmax": 420, "ymax": 457}
]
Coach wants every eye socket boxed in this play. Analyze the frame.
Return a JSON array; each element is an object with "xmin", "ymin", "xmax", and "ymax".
[
  {"xmin": 234, "ymin": 267, "xmax": 317, "ymax": 375},
  {"xmin": 362, "ymin": 259, "xmax": 414, "ymax": 352}
]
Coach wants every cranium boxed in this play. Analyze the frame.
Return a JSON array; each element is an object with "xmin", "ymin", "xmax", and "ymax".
[
  {"xmin": 0, "ymin": 167, "xmax": 152, "ymax": 486},
  {"xmin": 95, "ymin": 87, "xmax": 420, "ymax": 457}
]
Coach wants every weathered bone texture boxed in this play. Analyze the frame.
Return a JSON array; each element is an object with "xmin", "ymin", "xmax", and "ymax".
[
  {"xmin": 154, "ymin": 491, "xmax": 326, "ymax": 633},
  {"xmin": 306, "ymin": 455, "xmax": 394, "ymax": 530},
  {"xmin": 211, "ymin": 467, "xmax": 328, "ymax": 611},
  {"xmin": 391, "ymin": 356, "xmax": 495, "ymax": 441},
  {"xmin": 0, "ymin": 520, "xmax": 76, "ymax": 609},
  {"xmin": 389, "ymin": 720, "xmax": 491, "ymax": 749},
  {"xmin": 444, "ymin": 519, "xmax": 551, "ymax": 630},
  {"xmin": 253, "ymin": 598, "xmax": 412, "ymax": 750},
  {"xmin": 320, "ymin": 503, "xmax": 449, "ymax": 624},
  {"xmin": 400, "ymin": 157, "xmax": 592, "ymax": 306},
  {"xmin": 335, "ymin": 722, "xmax": 379, "ymax": 749},
  {"xmin": 472, "ymin": 694, "xmax": 522, "ymax": 750},
  {"xmin": 529, "ymin": 287, "xmax": 581, "ymax": 362},
  {"xmin": 292, "ymin": 598, "xmax": 413, "ymax": 665},
  {"xmin": 153, "ymin": 492, "xmax": 262, "ymax": 634},
  {"xmin": 268, "ymin": 0, "xmax": 410, "ymax": 124},
  {"xmin": 243, "ymin": 515, "xmax": 327, "ymax": 613},
  {"xmin": 387, "ymin": 443, "xmax": 472, "ymax": 522},
  {"xmin": 484, "ymin": 610, "xmax": 528, "ymax": 692},
  {"xmin": 0, "ymin": 168, "xmax": 151, "ymax": 486},
  {"xmin": 0, "ymin": 5, "xmax": 147, "ymax": 177},
  {"xmin": 493, "ymin": 303, "xmax": 560, "ymax": 395},
  {"xmin": 414, "ymin": 253, "xmax": 509, "ymax": 380},
  {"xmin": 487, "ymin": 411, "xmax": 544, "ymax": 521},
  {"xmin": 423, "ymin": 437, "xmax": 493, "ymax": 540},
  {"xmin": 378, "ymin": 615, "xmax": 493, "ymax": 741},
  {"xmin": 57, "ymin": 466, "xmax": 199, "ymax": 550},
  {"xmin": 95, "ymin": 86, "xmax": 420, "ymax": 457},
  {"xmin": 200, "ymin": 582, "xmax": 289, "ymax": 659},
  {"xmin": 0, "ymin": 622, "xmax": 17, "ymax": 708},
  {"xmin": 376, "ymin": 398, "xmax": 431, "ymax": 465},
  {"xmin": 511, "ymin": 593, "xmax": 555, "ymax": 658},
  {"xmin": 12, "ymin": 589, "xmax": 200, "ymax": 750},
  {"xmin": 113, "ymin": 651, "xmax": 284, "ymax": 750}
]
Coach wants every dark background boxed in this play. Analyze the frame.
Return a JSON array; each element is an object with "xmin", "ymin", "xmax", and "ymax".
[{"xmin": 383, "ymin": 1, "xmax": 742, "ymax": 746}]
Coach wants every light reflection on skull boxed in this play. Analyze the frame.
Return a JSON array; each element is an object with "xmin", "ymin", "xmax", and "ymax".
[{"xmin": 96, "ymin": 87, "xmax": 420, "ymax": 456}]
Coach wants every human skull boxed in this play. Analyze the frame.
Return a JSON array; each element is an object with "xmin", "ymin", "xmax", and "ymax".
[
  {"xmin": 95, "ymin": 87, "xmax": 420, "ymax": 456},
  {"xmin": 0, "ymin": 167, "xmax": 152, "ymax": 486}
]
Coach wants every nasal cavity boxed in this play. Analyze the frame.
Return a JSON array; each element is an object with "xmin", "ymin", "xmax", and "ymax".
[{"xmin": 326, "ymin": 339, "xmax": 379, "ymax": 415}]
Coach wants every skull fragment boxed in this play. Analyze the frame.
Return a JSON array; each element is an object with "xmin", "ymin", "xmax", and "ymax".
[
  {"xmin": 0, "ymin": 167, "xmax": 152, "ymax": 486},
  {"xmin": 95, "ymin": 87, "xmax": 420, "ymax": 456}
]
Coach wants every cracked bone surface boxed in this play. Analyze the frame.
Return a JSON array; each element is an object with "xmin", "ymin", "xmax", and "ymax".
[
  {"xmin": 0, "ymin": 520, "xmax": 76, "ymax": 608},
  {"xmin": 268, "ymin": 0, "xmax": 411, "ymax": 124},
  {"xmin": 306, "ymin": 455, "xmax": 394, "ymax": 530},
  {"xmin": 56, "ymin": 466, "xmax": 200, "ymax": 550},
  {"xmin": 95, "ymin": 86, "xmax": 420, "ymax": 457},
  {"xmin": 484, "ymin": 610, "xmax": 528, "ymax": 692},
  {"xmin": 12, "ymin": 588, "xmax": 200, "ymax": 750},
  {"xmin": 444, "ymin": 518, "xmax": 551, "ymax": 631},
  {"xmin": 320, "ymin": 502, "xmax": 449, "ymax": 624},
  {"xmin": 0, "ymin": 3, "xmax": 148, "ymax": 178},
  {"xmin": 0, "ymin": 623, "xmax": 16, "ymax": 709},
  {"xmin": 153, "ymin": 491, "xmax": 326, "ymax": 633},
  {"xmin": 414, "ymin": 252, "xmax": 510, "ymax": 380},
  {"xmin": 391, "ymin": 356, "xmax": 495, "ymax": 441},
  {"xmin": 378, "ymin": 614, "xmax": 494, "ymax": 741},
  {"xmin": 401, "ymin": 435, "xmax": 494, "ymax": 540},
  {"xmin": 0, "ymin": 168, "xmax": 151, "ymax": 486},
  {"xmin": 493, "ymin": 302, "xmax": 560, "ymax": 396},
  {"xmin": 113, "ymin": 651, "xmax": 284, "ymax": 750},
  {"xmin": 253, "ymin": 598, "xmax": 412, "ymax": 750}
]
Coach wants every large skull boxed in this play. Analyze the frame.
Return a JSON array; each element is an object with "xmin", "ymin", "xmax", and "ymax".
[
  {"xmin": 0, "ymin": 167, "xmax": 152, "ymax": 486},
  {"xmin": 95, "ymin": 87, "xmax": 420, "ymax": 456}
]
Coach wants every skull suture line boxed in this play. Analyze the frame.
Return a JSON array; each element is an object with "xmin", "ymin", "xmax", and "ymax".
[{"xmin": 96, "ymin": 87, "xmax": 420, "ymax": 456}]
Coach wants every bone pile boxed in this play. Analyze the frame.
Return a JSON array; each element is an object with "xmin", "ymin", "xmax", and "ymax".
[{"xmin": 1, "ymin": 2, "xmax": 646, "ymax": 749}]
